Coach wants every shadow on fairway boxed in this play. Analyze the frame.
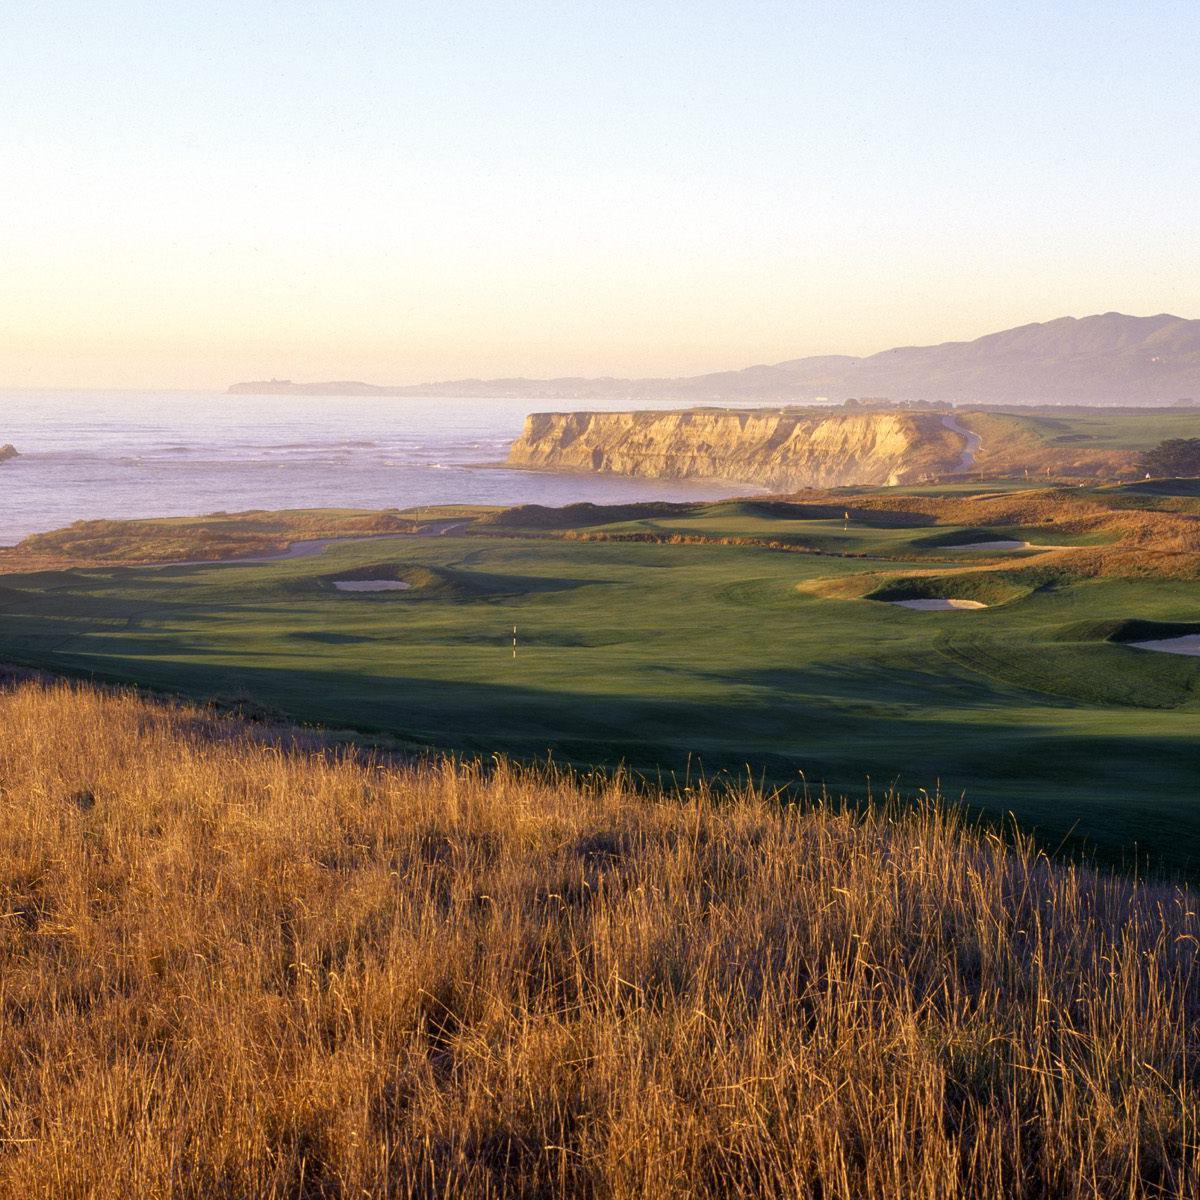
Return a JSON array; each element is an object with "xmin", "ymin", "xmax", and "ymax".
[{"xmin": 12, "ymin": 650, "xmax": 1198, "ymax": 878}]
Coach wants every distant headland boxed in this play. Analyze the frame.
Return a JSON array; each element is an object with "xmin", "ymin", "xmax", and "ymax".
[
  {"xmin": 227, "ymin": 380, "xmax": 399, "ymax": 397},
  {"xmin": 228, "ymin": 312, "xmax": 1200, "ymax": 405}
]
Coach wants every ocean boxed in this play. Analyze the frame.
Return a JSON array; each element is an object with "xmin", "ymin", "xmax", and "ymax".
[{"xmin": 0, "ymin": 390, "xmax": 756, "ymax": 546}]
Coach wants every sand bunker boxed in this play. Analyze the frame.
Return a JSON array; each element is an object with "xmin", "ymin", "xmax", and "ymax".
[
  {"xmin": 1127, "ymin": 634, "xmax": 1200, "ymax": 657},
  {"xmin": 947, "ymin": 540, "xmax": 1076, "ymax": 553},
  {"xmin": 890, "ymin": 598, "xmax": 988, "ymax": 611},
  {"xmin": 333, "ymin": 580, "xmax": 412, "ymax": 592}
]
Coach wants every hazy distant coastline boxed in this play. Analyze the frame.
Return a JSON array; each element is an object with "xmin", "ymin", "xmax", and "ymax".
[
  {"xmin": 0, "ymin": 392, "xmax": 747, "ymax": 545},
  {"xmin": 229, "ymin": 312, "xmax": 1200, "ymax": 406}
]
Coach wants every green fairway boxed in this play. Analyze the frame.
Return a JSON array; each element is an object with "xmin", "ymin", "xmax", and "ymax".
[
  {"xmin": 2, "ymin": 503, "xmax": 1198, "ymax": 872},
  {"xmin": 1003, "ymin": 405, "xmax": 1200, "ymax": 449}
]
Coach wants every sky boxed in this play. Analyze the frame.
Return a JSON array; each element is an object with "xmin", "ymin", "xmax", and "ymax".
[{"xmin": 1, "ymin": 1, "xmax": 1198, "ymax": 390}]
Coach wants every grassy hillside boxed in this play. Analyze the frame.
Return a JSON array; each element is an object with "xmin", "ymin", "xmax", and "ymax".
[
  {"xmin": 1, "ymin": 495, "xmax": 1199, "ymax": 872},
  {"xmin": 0, "ymin": 507, "xmax": 494, "ymax": 572},
  {"xmin": 0, "ymin": 678, "xmax": 1196, "ymax": 1198},
  {"xmin": 944, "ymin": 407, "xmax": 1198, "ymax": 481},
  {"xmin": 985, "ymin": 405, "xmax": 1200, "ymax": 450}
]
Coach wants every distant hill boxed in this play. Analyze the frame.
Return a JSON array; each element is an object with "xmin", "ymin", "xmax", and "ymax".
[
  {"xmin": 227, "ymin": 379, "xmax": 396, "ymax": 397},
  {"xmin": 229, "ymin": 312, "xmax": 1200, "ymax": 404}
]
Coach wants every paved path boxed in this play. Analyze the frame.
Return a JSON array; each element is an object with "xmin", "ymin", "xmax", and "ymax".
[{"xmin": 942, "ymin": 414, "xmax": 982, "ymax": 472}]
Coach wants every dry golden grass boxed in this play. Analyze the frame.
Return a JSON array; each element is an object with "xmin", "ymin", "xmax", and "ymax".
[
  {"xmin": 499, "ymin": 491, "xmax": 1200, "ymax": 581},
  {"xmin": 777, "ymin": 488, "xmax": 1200, "ymax": 579},
  {"xmin": 0, "ymin": 679, "xmax": 1197, "ymax": 1198},
  {"xmin": 0, "ymin": 509, "xmax": 426, "ymax": 574}
]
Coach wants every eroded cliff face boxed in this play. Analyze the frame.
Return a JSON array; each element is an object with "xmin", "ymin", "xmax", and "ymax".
[{"xmin": 507, "ymin": 409, "xmax": 966, "ymax": 489}]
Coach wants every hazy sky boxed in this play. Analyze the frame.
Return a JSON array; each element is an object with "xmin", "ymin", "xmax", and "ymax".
[{"xmin": 2, "ymin": 1, "xmax": 1198, "ymax": 389}]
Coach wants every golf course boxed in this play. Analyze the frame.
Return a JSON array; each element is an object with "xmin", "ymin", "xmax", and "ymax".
[{"xmin": 2, "ymin": 487, "xmax": 1199, "ymax": 874}]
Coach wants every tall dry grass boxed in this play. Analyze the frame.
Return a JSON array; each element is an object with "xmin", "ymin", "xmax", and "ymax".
[{"xmin": 0, "ymin": 679, "xmax": 1196, "ymax": 1198}]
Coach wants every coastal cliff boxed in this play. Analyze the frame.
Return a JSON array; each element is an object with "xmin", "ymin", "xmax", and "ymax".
[
  {"xmin": 506, "ymin": 409, "xmax": 967, "ymax": 489},
  {"xmin": 0, "ymin": 444, "xmax": 18, "ymax": 464}
]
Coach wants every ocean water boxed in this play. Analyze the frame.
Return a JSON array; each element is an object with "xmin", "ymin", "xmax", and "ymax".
[{"xmin": 0, "ymin": 390, "xmax": 757, "ymax": 546}]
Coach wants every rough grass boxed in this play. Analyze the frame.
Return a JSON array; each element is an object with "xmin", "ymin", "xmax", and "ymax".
[
  {"xmin": 478, "ymin": 502, "xmax": 695, "ymax": 530},
  {"xmin": 491, "ymin": 491, "xmax": 1200, "ymax": 581},
  {"xmin": 0, "ymin": 679, "xmax": 1196, "ymax": 1198},
  {"xmin": 0, "ymin": 509, "xmax": 430, "ymax": 571},
  {"xmin": 6, "ymin": 486, "xmax": 1199, "ymax": 583},
  {"xmin": 782, "ymin": 488, "xmax": 1200, "ymax": 579}
]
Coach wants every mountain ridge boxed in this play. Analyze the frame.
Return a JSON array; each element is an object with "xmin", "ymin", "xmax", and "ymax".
[{"xmin": 229, "ymin": 312, "xmax": 1200, "ymax": 404}]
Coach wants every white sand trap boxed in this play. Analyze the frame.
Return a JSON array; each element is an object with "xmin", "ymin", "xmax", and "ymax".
[
  {"xmin": 890, "ymin": 598, "xmax": 988, "ymax": 611},
  {"xmin": 333, "ymin": 579, "xmax": 412, "ymax": 592},
  {"xmin": 1127, "ymin": 634, "xmax": 1200, "ymax": 657},
  {"xmin": 947, "ymin": 540, "xmax": 1077, "ymax": 552}
]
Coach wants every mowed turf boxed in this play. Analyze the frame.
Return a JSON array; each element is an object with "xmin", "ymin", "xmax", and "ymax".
[{"xmin": 1, "ymin": 504, "xmax": 1198, "ymax": 872}]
